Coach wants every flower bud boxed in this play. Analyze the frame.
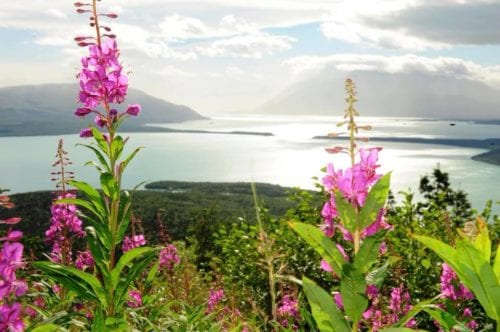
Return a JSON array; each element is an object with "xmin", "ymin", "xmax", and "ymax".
[{"xmin": 126, "ymin": 104, "xmax": 141, "ymax": 116}]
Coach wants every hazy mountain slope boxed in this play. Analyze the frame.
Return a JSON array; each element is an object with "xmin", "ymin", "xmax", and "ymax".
[
  {"xmin": 259, "ymin": 69, "xmax": 500, "ymax": 120},
  {"xmin": 0, "ymin": 84, "xmax": 206, "ymax": 136}
]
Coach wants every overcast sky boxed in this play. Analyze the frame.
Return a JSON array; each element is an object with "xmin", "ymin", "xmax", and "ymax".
[{"xmin": 2, "ymin": 0, "xmax": 500, "ymax": 114}]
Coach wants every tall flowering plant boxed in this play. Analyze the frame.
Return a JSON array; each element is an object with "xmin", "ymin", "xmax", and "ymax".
[
  {"xmin": 290, "ymin": 79, "xmax": 472, "ymax": 331},
  {"xmin": 289, "ymin": 79, "xmax": 394, "ymax": 331},
  {"xmin": 33, "ymin": 1, "xmax": 156, "ymax": 329}
]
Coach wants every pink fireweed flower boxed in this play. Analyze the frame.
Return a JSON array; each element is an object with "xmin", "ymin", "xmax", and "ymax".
[
  {"xmin": 0, "ymin": 303, "xmax": 24, "ymax": 332},
  {"xmin": 75, "ymin": 250, "xmax": 94, "ymax": 271},
  {"xmin": 440, "ymin": 263, "xmax": 474, "ymax": 301},
  {"xmin": 122, "ymin": 234, "xmax": 146, "ymax": 253},
  {"xmin": 206, "ymin": 288, "xmax": 225, "ymax": 314},
  {"xmin": 277, "ymin": 294, "xmax": 300, "ymax": 329},
  {"xmin": 126, "ymin": 289, "xmax": 142, "ymax": 308},
  {"xmin": 78, "ymin": 38, "xmax": 128, "ymax": 109},
  {"xmin": 0, "ymin": 242, "xmax": 24, "ymax": 282},
  {"xmin": 45, "ymin": 192, "xmax": 85, "ymax": 264},
  {"xmin": 159, "ymin": 244, "xmax": 180, "ymax": 270},
  {"xmin": 321, "ymin": 147, "xmax": 389, "ymax": 242}
]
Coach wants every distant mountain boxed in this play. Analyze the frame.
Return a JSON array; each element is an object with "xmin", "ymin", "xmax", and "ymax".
[
  {"xmin": 0, "ymin": 84, "xmax": 207, "ymax": 136},
  {"xmin": 259, "ymin": 69, "xmax": 500, "ymax": 120}
]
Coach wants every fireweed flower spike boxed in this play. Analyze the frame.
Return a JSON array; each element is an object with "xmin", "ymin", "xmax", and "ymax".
[
  {"xmin": 33, "ymin": 1, "xmax": 155, "ymax": 329},
  {"xmin": 0, "ymin": 189, "xmax": 26, "ymax": 331},
  {"xmin": 290, "ymin": 79, "xmax": 396, "ymax": 330}
]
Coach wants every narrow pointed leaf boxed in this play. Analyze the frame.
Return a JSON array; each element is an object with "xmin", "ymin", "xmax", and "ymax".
[
  {"xmin": 290, "ymin": 222, "xmax": 346, "ymax": 277},
  {"xmin": 302, "ymin": 276, "xmax": 350, "ymax": 332},
  {"xmin": 334, "ymin": 191, "xmax": 357, "ymax": 233},
  {"xmin": 359, "ymin": 173, "xmax": 391, "ymax": 230},
  {"xmin": 494, "ymin": 244, "xmax": 500, "ymax": 282},
  {"xmin": 474, "ymin": 218, "xmax": 491, "ymax": 262},
  {"xmin": 340, "ymin": 264, "xmax": 368, "ymax": 326},
  {"xmin": 110, "ymin": 246, "xmax": 156, "ymax": 290},
  {"xmin": 354, "ymin": 231, "xmax": 386, "ymax": 273}
]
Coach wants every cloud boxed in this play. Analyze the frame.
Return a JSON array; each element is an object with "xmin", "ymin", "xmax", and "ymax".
[
  {"xmin": 319, "ymin": 0, "xmax": 500, "ymax": 50},
  {"xmin": 44, "ymin": 8, "xmax": 68, "ymax": 20},
  {"xmin": 365, "ymin": 2, "xmax": 500, "ymax": 45},
  {"xmin": 284, "ymin": 54, "xmax": 500, "ymax": 88},
  {"xmin": 198, "ymin": 32, "xmax": 296, "ymax": 59}
]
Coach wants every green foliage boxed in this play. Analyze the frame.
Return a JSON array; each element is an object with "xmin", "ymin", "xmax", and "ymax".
[{"xmin": 415, "ymin": 223, "xmax": 500, "ymax": 322}]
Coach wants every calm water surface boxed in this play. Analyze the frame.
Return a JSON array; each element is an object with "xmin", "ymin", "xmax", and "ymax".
[{"xmin": 1, "ymin": 115, "xmax": 499, "ymax": 212}]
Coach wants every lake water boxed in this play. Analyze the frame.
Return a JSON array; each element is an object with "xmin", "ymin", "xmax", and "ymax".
[{"xmin": 1, "ymin": 114, "xmax": 499, "ymax": 212}]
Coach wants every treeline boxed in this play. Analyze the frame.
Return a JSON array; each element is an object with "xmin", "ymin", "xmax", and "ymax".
[{"xmin": 0, "ymin": 181, "xmax": 303, "ymax": 258}]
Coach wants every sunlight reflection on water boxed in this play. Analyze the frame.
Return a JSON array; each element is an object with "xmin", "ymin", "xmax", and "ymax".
[{"xmin": 1, "ymin": 115, "xmax": 499, "ymax": 213}]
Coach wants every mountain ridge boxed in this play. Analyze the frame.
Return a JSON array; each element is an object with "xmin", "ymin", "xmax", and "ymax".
[
  {"xmin": 258, "ymin": 69, "xmax": 500, "ymax": 121},
  {"xmin": 0, "ymin": 83, "xmax": 207, "ymax": 136}
]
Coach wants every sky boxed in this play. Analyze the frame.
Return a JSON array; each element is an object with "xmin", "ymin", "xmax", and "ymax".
[{"xmin": 2, "ymin": 0, "xmax": 500, "ymax": 115}]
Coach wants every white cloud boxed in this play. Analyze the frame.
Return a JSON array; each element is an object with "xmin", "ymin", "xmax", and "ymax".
[
  {"xmin": 44, "ymin": 8, "xmax": 68, "ymax": 20},
  {"xmin": 284, "ymin": 54, "xmax": 500, "ymax": 88},
  {"xmin": 198, "ymin": 32, "xmax": 296, "ymax": 59},
  {"xmin": 159, "ymin": 14, "xmax": 211, "ymax": 41}
]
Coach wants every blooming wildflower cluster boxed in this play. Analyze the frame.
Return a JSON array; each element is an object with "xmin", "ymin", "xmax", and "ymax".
[
  {"xmin": 121, "ymin": 234, "xmax": 146, "ymax": 253},
  {"xmin": 352, "ymin": 285, "xmax": 416, "ymax": 331},
  {"xmin": 277, "ymin": 294, "xmax": 300, "ymax": 329},
  {"xmin": 0, "ymin": 192, "xmax": 26, "ymax": 331},
  {"xmin": 159, "ymin": 244, "xmax": 180, "ymax": 270},
  {"xmin": 321, "ymin": 147, "xmax": 390, "ymax": 240},
  {"xmin": 127, "ymin": 289, "xmax": 142, "ymax": 308},
  {"xmin": 75, "ymin": 37, "xmax": 141, "ymax": 137},
  {"xmin": 206, "ymin": 288, "xmax": 225, "ymax": 314},
  {"xmin": 45, "ymin": 192, "xmax": 85, "ymax": 263},
  {"xmin": 438, "ymin": 263, "xmax": 477, "ymax": 330}
]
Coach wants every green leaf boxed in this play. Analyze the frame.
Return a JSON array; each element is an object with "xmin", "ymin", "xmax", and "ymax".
[
  {"xmin": 114, "ymin": 250, "xmax": 157, "ymax": 311},
  {"xmin": 57, "ymin": 198, "xmax": 105, "ymax": 224},
  {"xmin": 34, "ymin": 261, "xmax": 108, "ymax": 307},
  {"xmin": 91, "ymin": 127, "xmax": 109, "ymax": 155},
  {"xmin": 493, "ymin": 244, "xmax": 500, "ymax": 282},
  {"xmin": 334, "ymin": 191, "xmax": 357, "ymax": 233},
  {"xmin": 415, "ymin": 235, "xmax": 500, "ymax": 320},
  {"xmin": 78, "ymin": 143, "xmax": 111, "ymax": 173},
  {"xmin": 394, "ymin": 299, "xmax": 436, "ymax": 328},
  {"xmin": 340, "ymin": 264, "xmax": 368, "ymax": 326},
  {"xmin": 100, "ymin": 172, "xmax": 118, "ymax": 200},
  {"xmin": 28, "ymin": 324, "xmax": 62, "ymax": 332},
  {"xmin": 421, "ymin": 259, "xmax": 431, "ymax": 269},
  {"xmin": 111, "ymin": 135, "xmax": 125, "ymax": 161},
  {"xmin": 290, "ymin": 221, "xmax": 346, "ymax": 277},
  {"xmin": 354, "ymin": 231, "xmax": 386, "ymax": 273},
  {"xmin": 365, "ymin": 256, "xmax": 399, "ymax": 287},
  {"xmin": 110, "ymin": 246, "xmax": 156, "ymax": 290},
  {"xmin": 455, "ymin": 240, "xmax": 500, "ymax": 320},
  {"xmin": 120, "ymin": 147, "xmax": 143, "ymax": 173},
  {"xmin": 67, "ymin": 180, "xmax": 106, "ymax": 215},
  {"xmin": 359, "ymin": 173, "xmax": 391, "ymax": 230},
  {"xmin": 302, "ymin": 276, "xmax": 350, "ymax": 332},
  {"xmin": 423, "ymin": 307, "xmax": 471, "ymax": 332},
  {"xmin": 474, "ymin": 218, "xmax": 491, "ymax": 262}
]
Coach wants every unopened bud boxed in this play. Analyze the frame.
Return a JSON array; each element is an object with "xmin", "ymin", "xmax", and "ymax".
[
  {"xmin": 78, "ymin": 41, "xmax": 95, "ymax": 47},
  {"xmin": 103, "ymin": 34, "xmax": 116, "ymax": 39},
  {"xmin": 76, "ymin": 8, "xmax": 90, "ymax": 13},
  {"xmin": 106, "ymin": 13, "xmax": 118, "ymax": 18},
  {"xmin": 74, "ymin": 36, "xmax": 92, "ymax": 42}
]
